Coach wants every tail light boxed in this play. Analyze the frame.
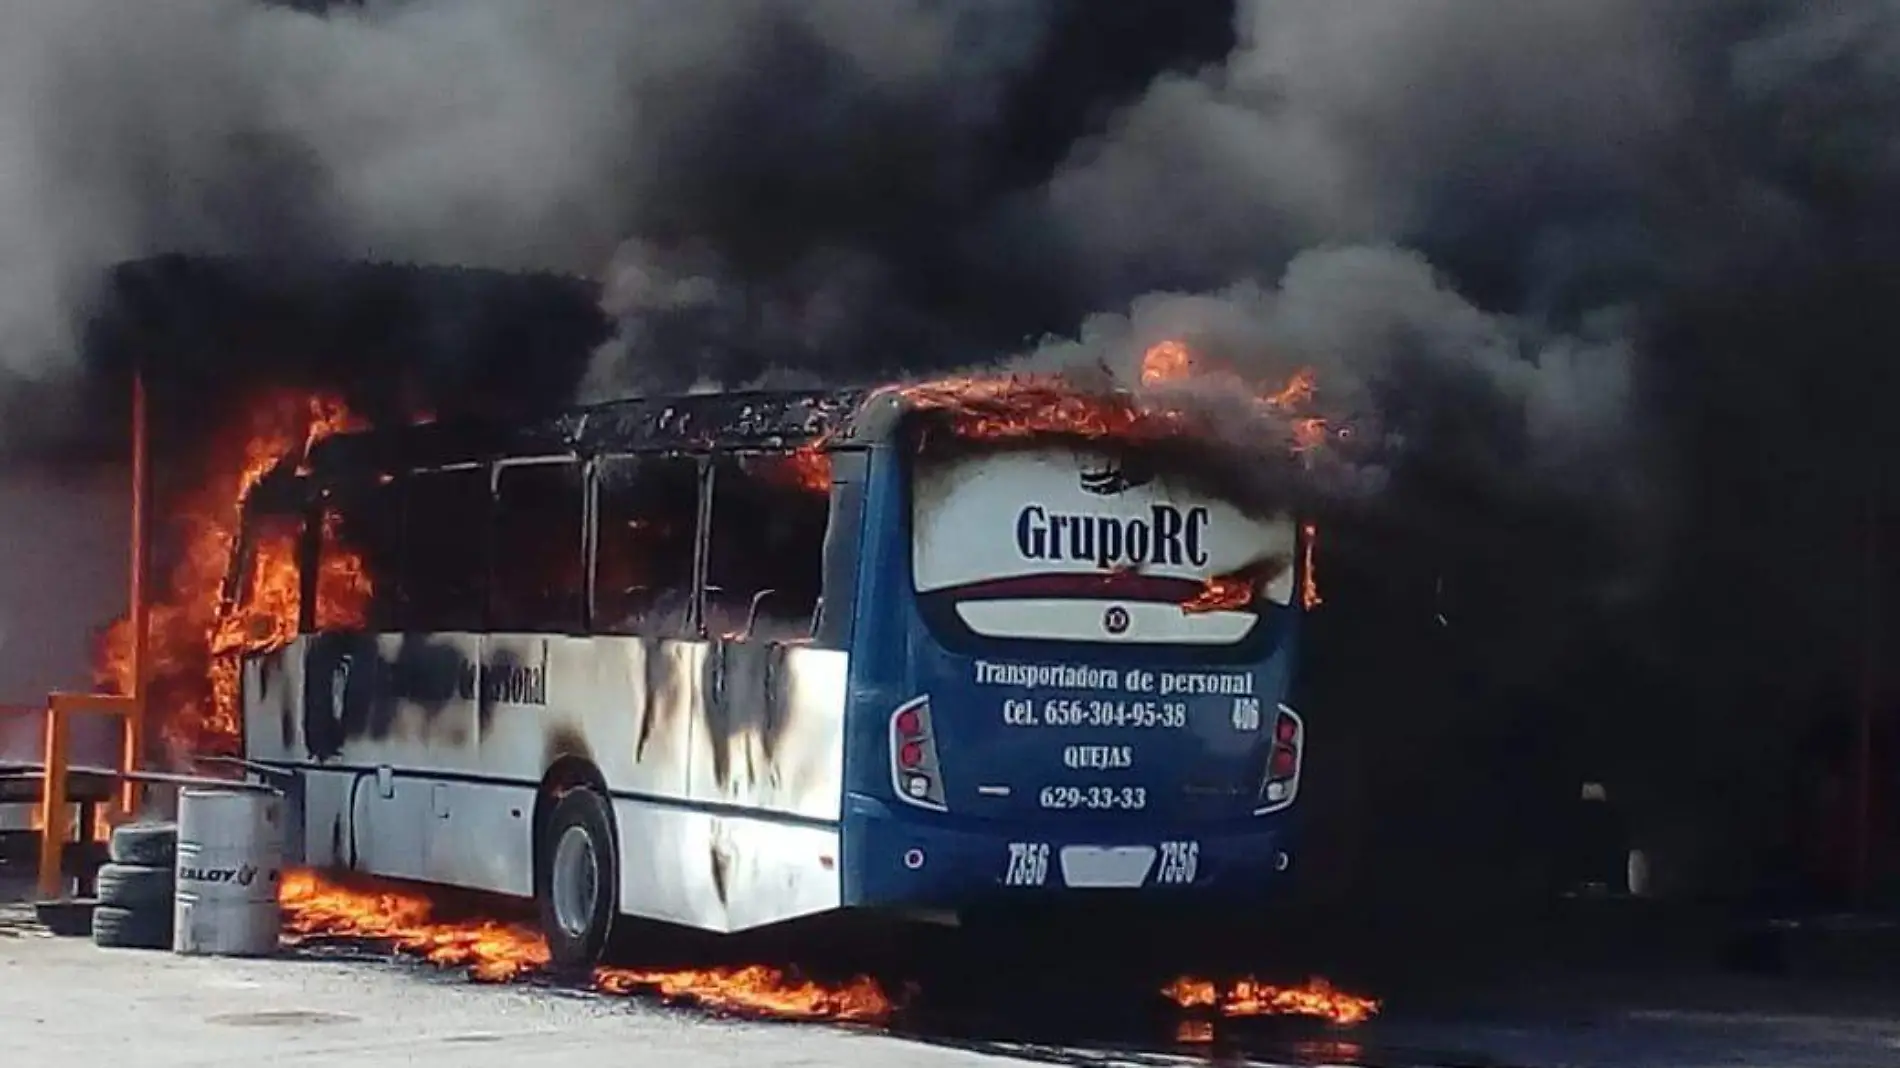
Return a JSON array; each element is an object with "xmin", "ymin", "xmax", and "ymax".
[
  {"xmin": 890, "ymin": 696, "xmax": 946, "ymax": 811},
  {"xmin": 1254, "ymin": 704, "xmax": 1304, "ymax": 815}
]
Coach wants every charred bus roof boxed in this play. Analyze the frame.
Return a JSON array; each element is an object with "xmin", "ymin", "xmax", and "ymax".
[
  {"xmin": 243, "ymin": 379, "xmax": 1308, "ymax": 522},
  {"xmin": 247, "ymin": 387, "xmax": 917, "ymax": 514},
  {"xmin": 326, "ymin": 386, "xmax": 898, "ymax": 467}
]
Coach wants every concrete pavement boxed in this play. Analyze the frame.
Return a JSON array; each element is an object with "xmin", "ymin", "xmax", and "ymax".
[{"xmin": 0, "ymin": 931, "xmax": 1032, "ymax": 1068}]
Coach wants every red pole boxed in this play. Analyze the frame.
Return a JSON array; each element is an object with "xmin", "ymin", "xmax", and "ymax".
[{"xmin": 120, "ymin": 370, "xmax": 148, "ymax": 815}]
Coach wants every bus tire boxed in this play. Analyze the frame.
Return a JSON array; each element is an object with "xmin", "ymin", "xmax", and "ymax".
[{"xmin": 537, "ymin": 787, "xmax": 618, "ymax": 976}]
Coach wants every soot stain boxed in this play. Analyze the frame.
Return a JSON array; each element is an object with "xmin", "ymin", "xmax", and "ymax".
[
  {"xmin": 543, "ymin": 722, "xmax": 594, "ymax": 772},
  {"xmin": 634, "ymin": 637, "xmax": 665, "ymax": 762}
]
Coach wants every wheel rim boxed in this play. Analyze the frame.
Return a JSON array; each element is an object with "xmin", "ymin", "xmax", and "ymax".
[{"xmin": 551, "ymin": 824, "xmax": 600, "ymax": 938}]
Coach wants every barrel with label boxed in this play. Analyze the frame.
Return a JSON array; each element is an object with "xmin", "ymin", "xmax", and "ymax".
[{"xmin": 173, "ymin": 787, "xmax": 285, "ymax": 956}]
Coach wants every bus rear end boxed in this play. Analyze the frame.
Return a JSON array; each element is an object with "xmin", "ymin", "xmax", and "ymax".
[{"xmin": 840, "ymin": 432, "xmax": 1307, "ymax": 916}]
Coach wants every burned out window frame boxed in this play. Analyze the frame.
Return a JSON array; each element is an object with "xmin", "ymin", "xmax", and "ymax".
[
  {"xmin": 488, "ymin": 454, "xmax": 588, "ymax": 636},
  {"xmin": 583, "ymin": 450, "xmax": 710, "ymax": 639},
  {"xmin": 701, "ymin": 449, "xmax": 833, "ymax": 644},
  {"xmin": 400, "ymin": 461, "xmax": 491, "ymax": 634},
  {"xmin": 301, "ymin": 473, "xmax": 404, "ymax": 634}
]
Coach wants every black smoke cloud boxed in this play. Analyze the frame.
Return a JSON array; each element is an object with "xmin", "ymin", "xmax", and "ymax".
[
  {"xmin": 0, "ymin": 0, "xmax": 1889, "ymax": 627},
  {"xmin": 3, "ymin": 0, "xmax": 1900, "ymax": 888}
]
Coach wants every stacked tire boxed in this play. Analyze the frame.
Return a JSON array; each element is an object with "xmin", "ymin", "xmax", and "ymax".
[{"xmin": 92, "ymin": 822, "xmax": 178, "ymax": 951}]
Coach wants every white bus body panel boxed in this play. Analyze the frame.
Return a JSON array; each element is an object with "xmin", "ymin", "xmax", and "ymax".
[{"xmin": 242, "ymin": 633, "xmax": 847, "ymax": 934}]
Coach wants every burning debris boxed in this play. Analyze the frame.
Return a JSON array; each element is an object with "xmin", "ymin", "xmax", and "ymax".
[
  {"xmin": 1162, "ymin": 975, "xmax": 1380, "ymax": 1030},
  {"xmin": 279, "ymin": 870, "xmax": 893, "ymax": 1023}
]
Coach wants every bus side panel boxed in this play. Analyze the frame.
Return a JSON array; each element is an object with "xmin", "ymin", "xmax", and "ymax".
[
  {"xmin": 679, "ymin": 643, "xmax": 846, "ymax": 820},
  {"xmin": 611, "ymin": 802, "xmax": 842, "ymax": 932},
  {"xmin": 647, "ymin": 641, "xmax": 846, "ymax": 931},
  {"xmin": 250, "ymin": 630, "xmax": 846, "ymax": 931},
  {"xmin": 481, "ymin": 633, "xmax": 848, "ymax": 932},
  {"xmin": 245, "ymin": 632, "xmax": 536, "ymax": 894}
]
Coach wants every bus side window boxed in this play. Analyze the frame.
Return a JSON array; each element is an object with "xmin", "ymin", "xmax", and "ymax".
[
  {"xmin": 704, "ymin": 453, "xmax": 828, "ymax": 642},
  {"xmin": 314, "ymin": 478, "xmax": 401, "ymax": 633},
  {"xmin": 491, "ymin": 460, "xmax": 585, "ymax": 634},
  {"xmin": 402, "ymin": 467, "xmax": 489, "ymax": 633},
  {"xmin": 593, "ymin": 455, "xmax": 700, "ymax": 638}
]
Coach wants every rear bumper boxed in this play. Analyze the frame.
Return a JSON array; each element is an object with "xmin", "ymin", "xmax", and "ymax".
[{"xmin": 840, "ymin": 793, "xmax": 1295, "ymax": 909}]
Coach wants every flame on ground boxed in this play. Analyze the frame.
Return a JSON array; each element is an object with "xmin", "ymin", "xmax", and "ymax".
[
  {"xmin": 93, "ymin": 392, "xmax": 370, "ymax": 764},
  {"xmin": 1162, "ymin": 975, "xmax": 1380, "ymax": 1029},
  {"xmin": 279, "ymin": 870, "xmax": 892, "ymax": 1023}
]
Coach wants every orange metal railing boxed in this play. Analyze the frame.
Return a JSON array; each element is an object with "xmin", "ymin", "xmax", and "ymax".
[{"xmin": 35, "ymin": 693, "xmax": 141, "ymax": 898}]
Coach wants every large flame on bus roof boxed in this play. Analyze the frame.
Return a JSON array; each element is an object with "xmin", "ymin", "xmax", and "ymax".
[
  {"xmin": 92, "ymin": 391, "xmax": 370, "ymax": 762},
  {"xmin": 897, "ymin": 340, "xmax": 1332, "ymax": 455},
  {"xmin": 900, "ymin": 341, "xmax": 1329, "ymax": 613}
]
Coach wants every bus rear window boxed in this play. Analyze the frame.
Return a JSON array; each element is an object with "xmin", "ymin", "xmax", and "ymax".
[{"xmin": 910, "ymin": 447, "xmax": 1296, "ymax": 646}]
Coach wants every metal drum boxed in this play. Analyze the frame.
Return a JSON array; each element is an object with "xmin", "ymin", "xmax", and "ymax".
[{"xmin": 173, "ymin": 787, "xmax": 285, "ymax": 956}]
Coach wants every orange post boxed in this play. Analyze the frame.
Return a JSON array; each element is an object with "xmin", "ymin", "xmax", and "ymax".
[
  {"xmin": 121, "ymin": 369, "xmax": 149, "ymax": 817},
  {"xmin": 35, "ymin": 700, "xmax": 70, "ymax": 900}
]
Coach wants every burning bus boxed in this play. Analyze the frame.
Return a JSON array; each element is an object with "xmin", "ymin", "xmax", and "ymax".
[{"xmin": 227, "ymin": 374, "xmax": 1315, "ymax": 971}]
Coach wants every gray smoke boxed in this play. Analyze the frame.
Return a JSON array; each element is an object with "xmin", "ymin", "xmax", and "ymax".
[
  {"xmin": 1019, "ymin": 246, "xmax": 1638, "ymax": 509},
  {"xmin": 2, "ymin": 0, "xmax": 1896, "ymax": 572},
  {"xmin": 0, "ymin": 0, "xmax": 1052, "ymax": 425},
  {"xmin": 992, "ymin": 0, "xmax": 1897, "ymax": 582}
]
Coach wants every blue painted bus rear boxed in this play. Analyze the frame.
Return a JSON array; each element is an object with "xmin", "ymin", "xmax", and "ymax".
[{"xmin": 831, "ymin": 438, "xmax": 1307, "ymax": 913}]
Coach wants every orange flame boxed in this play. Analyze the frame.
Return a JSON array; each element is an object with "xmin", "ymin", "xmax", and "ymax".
[
  {"xmin": 1181, "ymin": 574, "xmax": 1255, "ymax": 615},
  {"xmin": 1162, "ymin": 975, "xmax": 1379, "ymax": 1027},
  {"xmin": 900, "ymin": 374, "xmax": 1195, "ymax": 447},
  {"xmin": 904, "ymin": 340, "xmax": 1333, "ymax": 458},
  {"xmin": 279, "ymin": 870, "xmax": 892, "ymax": 1022},
  {"xmin": 1141, "ymin": 339, "xmax": 1194, "ymax": 385},
  {"xmin": 93, "ymin": 391, "xmax": 370, "ymax": 763},
  {"xmin": 1175, "ymin": 1019, "xmax": 1217, "ymax": 1044},
  {"xmin": 904, "ymin": 342, "xmax": 1330, "ymax": 608},
  {"xmin": 1300, "ymin": 522, "xmax": 1321, "ymax": 610},
  {"xmin": 777, "ymin": 445, "xmax": 833, "ymax": 495}
]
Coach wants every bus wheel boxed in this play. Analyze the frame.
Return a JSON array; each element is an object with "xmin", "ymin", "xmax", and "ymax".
[{"xmin": 538, "ymin": 787, "xmax": 618, "ymax": 976}]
